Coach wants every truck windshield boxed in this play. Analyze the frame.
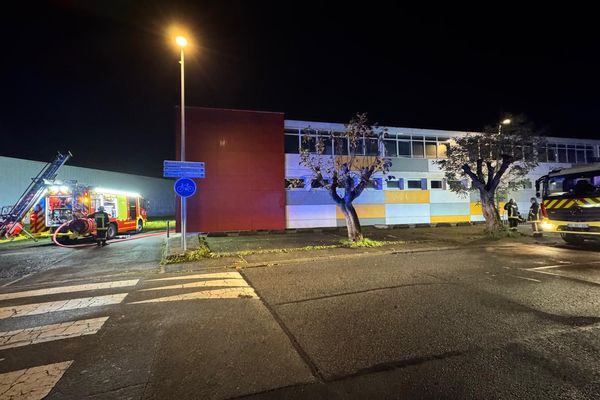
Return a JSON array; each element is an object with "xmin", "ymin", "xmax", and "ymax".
[{"xmin": 547, "ymin": 173, "xmax": 600, "ymax": 196}]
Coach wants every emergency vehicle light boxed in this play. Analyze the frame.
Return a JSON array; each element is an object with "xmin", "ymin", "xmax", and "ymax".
[{"xmin": 93, "ymin": 187, "xmax": 141, "ymax": 198}]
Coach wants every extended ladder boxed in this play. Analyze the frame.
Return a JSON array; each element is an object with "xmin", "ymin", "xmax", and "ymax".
[{"xmin": 0, "ymin": 151, "xmax": 72, "ymax": 238}]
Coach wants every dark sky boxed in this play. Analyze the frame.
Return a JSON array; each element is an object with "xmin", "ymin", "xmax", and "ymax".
[{"xmin": 1, "ymin": 2, "xmax": 598, "ymax": 177}]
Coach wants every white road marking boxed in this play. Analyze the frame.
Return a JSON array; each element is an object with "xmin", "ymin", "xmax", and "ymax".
[
  {"xmin": 0, "ymin": 360, "xmax": 73, "ymax": 400},
  {"xmin": 129, "ymin": 287, "xmax": 259, "ymax": 304},
  {"xmin": 146, "ymin": 272, "xmax": 242, "ymax": 282},
  {"xmin": 0, "ymin": 294, "xmax": 127, "ymax": 320},
  {"xmin": 0, "ymin": 280, "xmax": 139, "ymax": 301},
  {"xmin": 508, "ymin": 274, "xmax": 541, "ymax": 283},
  {"xmin": 140, "ymin": 279, "xmax": 248, "ymax": 292},
  {"xmin": 0, "ymin": 317, "xmax": 108, "ymax": 350},
  {"xmin": 1, "ymin": 275, "xmax": 34, "ymax": 289},
  {"xmin": 531, "ymin": 260, "xmax": 600, "ymax": 270}
]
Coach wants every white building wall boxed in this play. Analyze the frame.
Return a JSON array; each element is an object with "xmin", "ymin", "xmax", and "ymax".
[{"xmin": 0, "ymin": 156, "xmax": 175, "ymax": 217}]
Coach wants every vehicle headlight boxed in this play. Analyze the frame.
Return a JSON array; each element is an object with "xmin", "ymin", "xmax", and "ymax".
[{"xmin": 540, "ymin": 222, "xmax": 555, "ymax": 231}]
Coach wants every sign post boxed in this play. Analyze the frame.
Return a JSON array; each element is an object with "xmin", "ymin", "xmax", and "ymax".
[{"xmin": 164, "ymin": 161, "xmax": 205, "ymax": 252}]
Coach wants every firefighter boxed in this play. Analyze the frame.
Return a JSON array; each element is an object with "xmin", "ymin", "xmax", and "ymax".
[
  {"xmin": 528, "ymin": 197, "xmax": 541, "ymax": 234},
  {"xmin": 504, "ymin": 198, "xmax": 520, "ymax": 231},
  {"xmin": 89, "ymin": 206, "xmax": 111, "ymax": 246}
]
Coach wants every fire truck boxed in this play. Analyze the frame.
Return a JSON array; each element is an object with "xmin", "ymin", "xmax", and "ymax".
[
  {"xmin": 535, "ymin": 164, "xmax": 600, "ymax": 244},
  {"xmin": 31, "ymin": 182, "xmax": 148, "ymax": 240},
  {"xmin": 0, "ymin": 152, "xmax": 148, "ymax": 242}
]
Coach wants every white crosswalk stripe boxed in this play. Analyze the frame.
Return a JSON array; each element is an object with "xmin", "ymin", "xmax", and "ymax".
[
  {"xmin": 0, "ymin": 279, "xmax": 139, "ymax": 301},
  {"xmin": 0, "ymin": 293, "xmax": 127, "ymax": 320},
  {"xmin": 0, "ymin": 361, "xmax": 73, "ymax": 400},
  {"xmin": 146, "ymin": 272, "xmax": 242, "ymax": 282},
  {"xmin": 140, "ymin": 278, "xmax": 248, "ymax": 291},
  {"xmin": 0, "ymin": 317, "xmax": 109, "ymax": 350},
  {"xmin": 131, "ymin": 271, "xmax": 259, "ymax": 304}
]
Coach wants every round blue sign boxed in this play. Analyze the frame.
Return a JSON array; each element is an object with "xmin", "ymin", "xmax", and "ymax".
[{"xmin": 174, "ymin": 178, "xmax": 196, "ymax": 198}]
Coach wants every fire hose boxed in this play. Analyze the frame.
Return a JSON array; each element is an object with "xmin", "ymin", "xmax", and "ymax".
[{"xmin": 52, "ymin": 220, "xmax": 171, "ymax": 248}]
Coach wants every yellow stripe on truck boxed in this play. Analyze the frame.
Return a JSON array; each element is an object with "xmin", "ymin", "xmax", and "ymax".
[
  {"xmin": 555, "ymin": 199, "xmax": 568, "ymax": 208},
  {"xmin": 545, "ymin": 200, "xmax": 557, "ymax": 209}
]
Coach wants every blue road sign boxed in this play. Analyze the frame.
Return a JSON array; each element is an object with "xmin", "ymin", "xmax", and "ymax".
[
  {"xmin": 163, "ymin": 160, "xmax": 205, "ymax": 178},
  {"xmin": 174, "ymin": 178, "xmax": 197, "ymax": 198}
]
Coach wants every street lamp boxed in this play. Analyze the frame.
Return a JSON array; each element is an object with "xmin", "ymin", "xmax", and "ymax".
[
  {"xmin": 176, "ymin": 35, "xmax": 187, "ymax": 251},
  {"xmin": 498, "ymin": 118, "xmax": 511, "ymax": 135}
]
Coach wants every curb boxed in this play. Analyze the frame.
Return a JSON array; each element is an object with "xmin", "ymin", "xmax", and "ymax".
[{"xmin": 205, "ymin": 222, "xmax": 482, "ymax": 238}]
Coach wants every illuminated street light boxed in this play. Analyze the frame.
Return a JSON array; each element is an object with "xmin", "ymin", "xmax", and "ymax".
[
  {"xmin": 498, "ymin": 118, "xmax": 511, "ymax": 135},
  {"xmin": 175, "ymin": 36, "xmax": 188, "ymax": 47}
]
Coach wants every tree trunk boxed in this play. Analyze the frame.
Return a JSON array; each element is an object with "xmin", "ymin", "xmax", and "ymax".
[
  {"xmin": 480, "ymin": 189, "xmax": 503, "ymax": 233},
  {"xmin": 340, "ymin": 201, "xmax": 363, "ymax": 241}
]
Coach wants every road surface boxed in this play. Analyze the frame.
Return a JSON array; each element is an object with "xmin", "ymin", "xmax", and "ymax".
[{"xmin": 0, "ymin": 235, "xmax": 599, "ymax": 399}]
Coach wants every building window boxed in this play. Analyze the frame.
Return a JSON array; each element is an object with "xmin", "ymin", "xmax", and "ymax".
[
  {"xmin": 425, "ymin": 142, "xmax": 437, "ymax": 158},
  {"xmin": 285, "ymin": 178, "xmax": 305, "ymax": 189},
  {"xmin": 365, "ymin": 137, "xmax": 379, "ymax": 155},
  {"xmin": 536, "ymin": 145, "xmax": 548, "ymax": 162},
  {"xmin": 575, "ymin": 146, "xmax": 585, "ymax": 163},
  {"xmin": 284, "ymin": 135, "xmax": 299, "ymax": 154},
  {"xmin": 412, "ymin": 141, "xmax": 424, "ymax": 158},
  {"xmin": 567, "ymin": 145, "xmax": 576, "ymax": 163},
  {"xmin": 437, "ymin": 142, "xmax": 448, "ymax": 159},
  {"xmin": 386, "ymin": 179, "xmax": 401, "ymax": 189},
  {"xmin": 430, "ymin": 180, "xmax": 443, "ymax": 189},
  {"xmin": 407, "ymin": 180, "xmax": 422, "ymax": 189},
  {"xmin": 333, "ymin": 134, "xmax": 349, "ymax": 155},
  {"xmin": 557, "ymin": 145, "xmax": 567, "ymax": 163},
  {"xmin": 384, "ymin": 139, "xmax": 397, "ymax": 157},
  {"xmin": 398, "ymin": 141, "xmax": 411, "ymax": 157},
  {"xmin": 547, "ymin": 144, "xmax": 557, "ymax": 162},
  {"xmin": 310, "ymin": 178, "xmax": 330, "ymax": 189},
  {"xmin": 586, "ymin": 145, "xmax": 595, "ymax": 163}
]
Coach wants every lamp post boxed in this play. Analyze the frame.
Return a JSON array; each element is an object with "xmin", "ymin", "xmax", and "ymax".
[
  {"xmin": 498, "ymin": 118, "xmax": 511, "ymax": 135},
  {"xmin": 176, "ymin": 35, "xmax": 188, "ymax": 251},
  {"xmin": 496, "ymin": 118, "xmax": 511, "ymax": 224}
]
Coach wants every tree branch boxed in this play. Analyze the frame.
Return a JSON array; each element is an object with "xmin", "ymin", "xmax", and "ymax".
[
  {"xmin": 351, "ymin": 165, "xmax": 375, "ymax": 201},
  {"xmin": 489, "ymin": 155, "xmax": 512, "ymax": 190},
  {"xmin": 476, "ymin": 159, "xmax": 485, "ymax": 184},
  {"xmin": 485, "ymin": 161, "xmax": 494, "ymax": 191},
  {"xmin": 462, "ymin": 164, "xmax": 484, "ymax": 190},
  {"xmin": 329, "ymin": 171, "xmax": 343, "ymax": 204}
]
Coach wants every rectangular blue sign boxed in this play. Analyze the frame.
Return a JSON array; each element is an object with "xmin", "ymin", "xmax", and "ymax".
[{"xmin": 163, "ymin": 160, "xmax": 205, "ymax": 178}]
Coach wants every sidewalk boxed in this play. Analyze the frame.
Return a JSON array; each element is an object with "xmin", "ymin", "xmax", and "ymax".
[{"xmin": 163, "ymin": 224, "xmax": 556, "ymax": 266}]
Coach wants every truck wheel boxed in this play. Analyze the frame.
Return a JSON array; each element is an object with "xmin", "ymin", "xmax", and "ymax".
[
  {"xmin": 136, "ymin": 220, "xmax": 143, "ymax": 233},
  {"xmin": 107, "ymin": 223, "xmax": 118, "ymax": 240},
  {"xmin": 561, "ymin": 233, "xmax": 584, "ymax": 245}
]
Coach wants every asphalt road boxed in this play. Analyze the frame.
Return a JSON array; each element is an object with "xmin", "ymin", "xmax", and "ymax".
[{"xmin": 0, "ymin": 236, "xmax": 599, "ymax": 399}]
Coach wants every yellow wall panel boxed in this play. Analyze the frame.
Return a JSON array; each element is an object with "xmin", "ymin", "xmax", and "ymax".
[
  {"xmin": 431, "ymin": 215, "xmax": 470, "ymax": 223},
  {"xmin": 336, "ymin": 204, "xmax": 385, "ymax": 219},
  {"xmin": 470, "ymin": 202, "xmax": 482, "ymax": 215},
  {"xmin": 470, "ymin": 202, "xmax": 507, "ymax": 215},
  {"xmin": 384, "ymin": 190, "xmax": 430, "ymax": 204}
]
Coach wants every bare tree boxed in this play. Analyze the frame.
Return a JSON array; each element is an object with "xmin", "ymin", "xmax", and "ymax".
[
  {"xmin": 300, "ymin": 113, "xmax": 391, "ymax": 241},
  {"xmin": 436, "ymin": 115, "xmax": 545, "ymax": 233}
]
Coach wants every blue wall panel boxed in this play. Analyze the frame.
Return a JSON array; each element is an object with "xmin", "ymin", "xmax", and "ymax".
[{"xmin": 430, "ymin": 203, "xmax": 470, "ymax": 216}]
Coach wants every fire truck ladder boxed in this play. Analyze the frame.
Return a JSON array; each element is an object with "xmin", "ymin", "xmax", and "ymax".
[{"xmin": 0, "ymin": 151, "xmax": 72, "ymax": 239}]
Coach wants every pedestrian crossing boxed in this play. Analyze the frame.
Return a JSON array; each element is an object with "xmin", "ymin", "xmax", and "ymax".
[{"xmin": 0, "ymin": 270, "xmax": 258, "ymax": 399}]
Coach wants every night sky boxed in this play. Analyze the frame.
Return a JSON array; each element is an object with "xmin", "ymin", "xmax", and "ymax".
[{"xmin": 1, "ymin": 2, "xmax": 598, "ymax": 177}]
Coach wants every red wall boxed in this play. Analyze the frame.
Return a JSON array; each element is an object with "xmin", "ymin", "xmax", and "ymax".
[{"xmin": 175, "ymin": 107, "xmax": 286, "ymax": 232}]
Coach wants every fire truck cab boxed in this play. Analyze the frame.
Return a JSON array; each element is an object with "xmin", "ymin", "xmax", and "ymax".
[{"xmin": 535, "ymin": 164, "xmax": 600, "ymax": 243}]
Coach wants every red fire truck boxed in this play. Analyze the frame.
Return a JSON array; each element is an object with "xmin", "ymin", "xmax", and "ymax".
[{"xmin": 31, "ymin": 182, "xmax": 148, "ymax": 240}]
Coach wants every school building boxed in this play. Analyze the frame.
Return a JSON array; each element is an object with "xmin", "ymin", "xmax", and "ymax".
[{"xmin": 177, "ymin": 107, "xmax": 600, "ymax": 232}]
